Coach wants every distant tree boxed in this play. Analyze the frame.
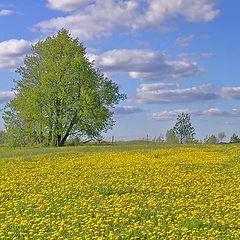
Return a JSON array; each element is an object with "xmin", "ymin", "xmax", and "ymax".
[
  {"xmin": 158, "ymin": 133, "xmax": 165, "ymax": 143},
  {"xmin": 166, "ymin": 129, "xmax": 178, "ymax": 144},
  {"xmin": 218, "ymin": 132, "xmax": 226, "ymax": 143},
  {"xmin": 204, "ymin": 135, "xmax": 218, "ymax": 144},
  {"xmin": 0, "ymin": 130, "xmax": 7, "ymax": 144},
  {"xmin": 3, "ymin": 29, "xmax": 126, "ymax": 147},
  {"xmin": 173, "ymin": 113, "xmax": 195, "ymax": 144},
  {"xmin": 230, "ymin": 133, "xmax": 240, "ymax": 143}
]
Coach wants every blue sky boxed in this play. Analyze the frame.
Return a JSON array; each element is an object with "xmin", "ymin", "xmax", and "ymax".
[{"xmin": 0, "ymin": 0, "xmax": 239, "ymax": 141}]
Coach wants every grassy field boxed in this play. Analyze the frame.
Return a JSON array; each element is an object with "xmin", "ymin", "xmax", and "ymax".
[{"xmin": 0, "ymin": 143, "xmax": 239, "ymax": 239}]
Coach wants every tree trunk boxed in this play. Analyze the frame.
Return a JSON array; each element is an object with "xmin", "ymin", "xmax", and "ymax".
[{"xmin": 58, "ymin": 114, "xmax": 77, "ymax": 147}]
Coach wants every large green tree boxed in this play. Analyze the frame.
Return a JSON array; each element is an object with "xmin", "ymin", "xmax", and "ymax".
[{"xmin": 4, "ymin": 29, "xmax": 126, "ymax": 147}]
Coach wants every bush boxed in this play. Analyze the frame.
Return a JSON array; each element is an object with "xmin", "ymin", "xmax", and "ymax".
[
  {"xmin": 204, "ymin": 135, "xmax": 218, "ymax": 144},
  {"xmin": 65, "ymin": 136, "xmax": 81, "ymax": 146},
  {"xmin": 166, "ymin": 129, "xmax": 178, "ymax": 144}
]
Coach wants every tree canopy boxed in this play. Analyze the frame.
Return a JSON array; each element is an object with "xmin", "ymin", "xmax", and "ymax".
[
  {"xmin": 165, "ymin": 129, "xmax": 178, "ymax": 144},
  {"xmin": 218, "ymin": 132, "xmax": 226, "ymax": 143},
  {"xmin": 204, "ymin": 135, "xmax": 218, "ymax": 144},
  {"xmin": 3, "ymin": 29, "xmax": 126, "ymax": 147},
  {"xmin": 173, "ymin": 113, "xmax": 195, "ymax": 144},
  {"xmin": 230, "ymin": 133, "xmax": 240, "ymax": 143}
]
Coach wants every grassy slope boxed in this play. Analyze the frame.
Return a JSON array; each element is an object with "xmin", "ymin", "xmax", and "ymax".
[
  {"xmin": 0, "ymin": 142, "xmax": 170, "ymax": 159},
  {"xmin": 0, "ymin": 141, "xmax": 216, "ymax": 159}
]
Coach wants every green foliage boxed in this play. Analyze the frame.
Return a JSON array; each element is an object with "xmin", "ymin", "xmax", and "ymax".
[
  {"xmin": 3, "ymin": 29, "xmax": 126, "ymax": 147},
  {"xmin": 0, "ymin": 130, "xmax": 7, "ymax": 145},
  {"xmin": 65, "ymin": 136, "xmax": 81, "ymax": 146},
  {"xmin": 166, "ymin": 129, "xmax": 179, "ymax": 144},
  {"xmin": 173, "ymin": 113, "xmax": 196, "ymax": 144},
  {"xmin": 218, "ymin": 132, "xmax": 226, "ymax": 143},
  {"xmin": 181, "ymin": 218, "xmax": 203, "ymax": 229},
  {"xmin": 204, "ymin": 135, "xmax": 218, "ymax": 144},
  {"xmin": 230, "ymin": 133, "xmax": 240, "ymax": 143},
  {"xmin": 157, "ymin": 133, "xmax": 165, "ymax": 143},
  {"xmin": 185, "ymin": 138, "xmax": 201, "ymax": 144}
]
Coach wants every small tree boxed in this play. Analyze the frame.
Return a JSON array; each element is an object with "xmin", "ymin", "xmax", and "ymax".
[
  {"xmin": 204, "ymin": 135, "xmax": 218, "ymax": 144},
  {"xmin": 230, "ymin": 133, "xmax": 240, "ymax": 143},
  {"xmin": 218, "ymin": 132, "xmax": 226, "ymax": 143},
  {"xmin": 173, "ymin": 113, "xmax": 195, "ymax": 144},
  {"xmin": 166, "ymin": 129, "xmax": 178, "ymax": 144},
  {"xmin": 157, "ymin": 133, "xmax": 165, "ymax": 143}
]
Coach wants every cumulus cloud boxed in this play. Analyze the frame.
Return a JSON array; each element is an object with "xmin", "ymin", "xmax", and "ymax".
[
  {"xmin": 38, "ymin": 0, "xmax": 219, "ymax": 41},
  {"xmin": 220, "ymin": 87, "xmax": 240, "ymax": 100},
  {"xmin": 114, "ymin": 106, "xmax": 142, "ymax": 115},
  {"xmin": 0, "ymin": 39, "xmax": 32, "ymax": 69},
  {"xmin": 151, "ymin": 108, "xmax": 240, "ymax": 121},
  {"xmin": 0, "ymin": 91, "xmax": 14, "ymax": 104},
  {"xmin": 0, "ymin": 9, "xmax": 14, "ymax": 16},
  {"xmin": 136, "ymin": 84, "xmax": 219, "ymax": 104},
  {"xmin": 140, "ymin": 0, "xmax": 219, "ymax": 25},
  {"xmin": 47, "ymin": 0, "xmax": 94, "ymax": 12},
  {"xmin": 37, "ymin": 0, "xmax": 140, "ymax": 40},
  {"xmin": 90, "ymin": 49, "xmax": 206, "ymax": 81},
  {"xmin": 138, "ymin": 83, "xmax": 179, "ymax": 91},
  {"xmin": 135, "ymin": 83, "xmax": 240, "ymax": 104}
]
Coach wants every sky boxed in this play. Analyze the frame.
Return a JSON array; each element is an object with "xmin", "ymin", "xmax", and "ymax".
[{"xmin": 0, "ymin": 0, "xmax": 239, "ymax": 141}]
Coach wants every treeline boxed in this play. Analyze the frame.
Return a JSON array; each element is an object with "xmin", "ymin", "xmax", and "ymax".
[
  {"xmin": 153, "ymin": 131, "xmax": 240, "ymax": 144},
  {"xmin": 151, "ymin": 113, "xmax": 240, "ymax": 145},
  {"xmin": 1, "ymin": 112, "xmax": 239, "ymax": 146}
]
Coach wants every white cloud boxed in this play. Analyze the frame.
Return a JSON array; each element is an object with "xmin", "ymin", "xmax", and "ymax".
[
  {"xmin": 140, "ymin": 0, "xmax": 219, "ymax": 26},
  {"xmin": 114, "ymin": 106, "xmax": 142, "ymax": 115},
  {"xmin": 220, "ymin": 87, "xmax": 240, "ymax": 100},
  {"xmin": 138, "ymin": 83, "xmax": 179, "ymax": 91},
  {"xmin": 37, "ymin": 0, "xmax": 219, "ymax": 41},
  {"xmin": 0, "ymin": 91, "xmax": 14, "ymax": 104},
  {"xmin": 90, "ymin": 49, "xmax": 206, "ymax": 81},
  {"xmin": 151, "ymin": 108, "xmax": 196, "ymax": 120},
  {"xmin": 0, "ymin": 9, "xmax": 14, "ymax": 16},
  {"xmin": 151, "ymin": 108, "xmax": 240, "ymax": 121},
  {"xmin": 47, "ymin": 0, "xmax": 94, "ymax": 12},
  {"xmin": 135, "ymin": 84, "xmax": 219, "ymax": 104},
  {"xmin": 135, "ymin": 83, "xmax": 240, "ymax": 104},
  {"xmin": 0, "ymin": 39, "xmax": 32, "ymax": 69},
  {"xmin": 201, "ymin": 52, "xmax": 214, "ymax": 59},
  {"xmin": 176, "ymin": 35, "xmax": 195, "ymax": 47},
  {"xmin": 176, "ymin": 34, "xmax": 210, "ymax": 48},
  {"xmin": 37, "ymin": 0, "xmax": 140, "ymax": 40}
]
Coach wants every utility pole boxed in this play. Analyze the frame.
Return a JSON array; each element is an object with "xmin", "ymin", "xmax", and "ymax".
[{"xmin": 111, "ymin": 136, "xmax": 114, "ymax": 145}]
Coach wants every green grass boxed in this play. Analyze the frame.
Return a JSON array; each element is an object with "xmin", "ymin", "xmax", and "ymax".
[
  {"xmin": 0, "ymin": 141, "xmax": 175, "ymax": 158},
  {"xmin": 0, "ymin": 141, "xmax": 225, "ymax": 159},
  {"xmin": 0, "ymin": 142, "xmax": 239, "ymax": 239}
]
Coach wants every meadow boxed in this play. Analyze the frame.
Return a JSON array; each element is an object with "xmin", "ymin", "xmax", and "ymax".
[{"xmin": 0, "ymin": 143, "xmax": 239, "ymax": 239}]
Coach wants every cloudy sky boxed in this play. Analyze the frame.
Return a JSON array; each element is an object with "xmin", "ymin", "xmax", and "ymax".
[{"xmin": 0, "ymin": 0, "xmax": 239, "ymax": 140}]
